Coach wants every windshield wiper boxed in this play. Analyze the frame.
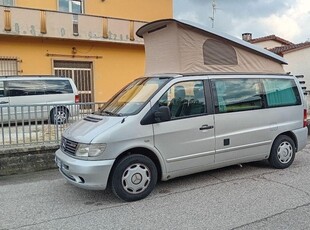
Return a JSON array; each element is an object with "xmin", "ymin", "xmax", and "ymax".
[{"xmin": 100, "ymin": 110, "xmax": 121, "ymax": 116}]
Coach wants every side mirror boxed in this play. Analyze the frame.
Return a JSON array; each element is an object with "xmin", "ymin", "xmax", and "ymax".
[{"xmin": 154, "ymin": 106, "xmax": 171, "ymax": 122}]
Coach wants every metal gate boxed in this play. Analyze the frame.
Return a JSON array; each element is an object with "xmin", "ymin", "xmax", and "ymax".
[{"xmin": 54, "ymin": 61, "xmax": 93, "ymax": 103}]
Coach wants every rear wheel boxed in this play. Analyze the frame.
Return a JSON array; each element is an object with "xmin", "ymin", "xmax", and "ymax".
[
  {"xmin": 111, "ymin": 154, "xmax": 157, "ymax": 202},
  {"xmin": 50, "ymin": 107, "xmax": 69, "ymax": 124},
  {"xmin": 269, "ymin": 135, "xmax": 295, "ymax": 169}
]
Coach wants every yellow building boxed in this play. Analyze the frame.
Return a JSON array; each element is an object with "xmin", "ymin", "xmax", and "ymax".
[{"xmin": 0, "ymin": 0, "xmax": 172, "ymax": 102}]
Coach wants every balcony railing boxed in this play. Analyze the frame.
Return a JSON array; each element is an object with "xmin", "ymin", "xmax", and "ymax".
[{"xmin": 0, "ymin": 6, "xmax": 145, "ymax": 45}]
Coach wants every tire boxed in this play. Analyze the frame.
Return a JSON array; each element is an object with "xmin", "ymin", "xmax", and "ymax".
[
  {"xmin": 269, "ymin": 135, "xmax": 296, "ymax": 169},
  {"xmin": 111, "ymin": 154, "xmax": 158, "ymax": 202},
  {"xmin": 50, "ymin": 107, "xmax": 69, "ymax": 124}
]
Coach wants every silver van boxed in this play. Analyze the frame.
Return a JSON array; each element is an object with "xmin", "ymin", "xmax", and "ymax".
[
  {"xmin": 0, "ymin": 76, "xmax": 79, "ymax": 124},
  {"xmin": 55, "ymin": 74, "xmax": 308, "ymax": 201}
]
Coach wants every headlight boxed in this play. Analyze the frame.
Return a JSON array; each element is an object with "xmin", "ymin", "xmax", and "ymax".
[{"xmin": 76, "ymin": 143, "xmax": 107, "ymax": 157}]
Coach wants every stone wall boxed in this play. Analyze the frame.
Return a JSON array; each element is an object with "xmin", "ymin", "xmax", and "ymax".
[{"xmin": 0, "ymin": 145, "xmax": 59, "ymax": 176}]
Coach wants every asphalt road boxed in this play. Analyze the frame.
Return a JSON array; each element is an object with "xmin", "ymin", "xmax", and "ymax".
[{"xmin": 1, "ymin": 140, "xmax": 310, "ymax": 230}]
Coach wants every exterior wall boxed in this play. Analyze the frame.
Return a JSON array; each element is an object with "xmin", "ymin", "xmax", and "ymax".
[
  {"xmin": 15, "ymin": 0, "xmax": 57, "ymax": 10},
  {"xmin": 283, "ymin": 48, "xmax": 310, "ymax": 108},
  {"xmin": 0, "ymin": 0, "xmax": 172, "ymax": 101},
  {"xmin": 283, "ymin": 47, "xmax": 310, "ymax": 88},
  {"xmin": 85, "ymin": 0, "xmax": 172, "ymax": 21},
  {"xmin": 0, "ymin": 36, "xmax": 145, "ymax": 101},
  {"xmin": 15, "ymin": 0, "xmax": 172, "ymax": 22},
  {"xmin": 253, "ymin": 40, "xmax": 285, "ymax": 49}
]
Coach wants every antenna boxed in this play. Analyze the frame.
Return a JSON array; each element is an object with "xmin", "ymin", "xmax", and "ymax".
[{"xmin": 209, "ymin": 0, "xmax": 217, "ymax": 28}]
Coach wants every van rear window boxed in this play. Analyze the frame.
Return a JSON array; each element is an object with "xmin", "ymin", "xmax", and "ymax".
[
  {"xmin": 262, "ymin": 79, "xmax": 301, "ymax": 107},
  {"xmin": 212, "ymin": 78, "xmax": 301, "ymax": 113},
  {"xmin": 44, "ymin": 80, "xmax": 73, "ymax": 94}
]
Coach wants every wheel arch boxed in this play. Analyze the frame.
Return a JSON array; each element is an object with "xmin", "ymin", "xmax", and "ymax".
[
  {"xmin": 108, "ymin": 147, "xmax": 163, "ymax": 184},
  {"xmin": 272, "ymin": 131, "xmax": 298, "ymax": 151}
]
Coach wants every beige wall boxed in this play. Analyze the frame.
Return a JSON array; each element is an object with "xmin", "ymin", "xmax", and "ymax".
[
  {"xmin": 283, "ymin": 47, "xmax": 310, "ymax": 95},
  {"xmin": 283, "ymin": 48, "xmax": 310, "ymax": 78},
  {"xmin": 253, "ymin": 40, "xmax": 285, "ymax": 49}
]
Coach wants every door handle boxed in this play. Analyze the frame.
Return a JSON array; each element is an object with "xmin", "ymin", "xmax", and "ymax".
[
  {"xmin": 0, "ymin": 101, "xmax": 8, "ymax": 104},
  {"xmin": 199, "ymin": 124, "xmax": 214, "ymax": 130}
]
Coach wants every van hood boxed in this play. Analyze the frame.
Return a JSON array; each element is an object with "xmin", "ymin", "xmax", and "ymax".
[{"xmin": 63, "ymin": 114, "xmax": 124, "ymax": 143}]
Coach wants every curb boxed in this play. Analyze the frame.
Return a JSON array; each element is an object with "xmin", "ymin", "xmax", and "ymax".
[{"xmin": 0, "ymin": 144, "xmax": 59, "ymax": 176}]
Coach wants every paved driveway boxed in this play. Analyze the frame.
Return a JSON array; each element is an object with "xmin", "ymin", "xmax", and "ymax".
[{"xmin": 1, "ymin": 139, "xmax": 310, "ymax": 229}]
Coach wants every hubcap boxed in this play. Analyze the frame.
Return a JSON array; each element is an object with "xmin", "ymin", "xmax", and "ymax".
[
  {"xmin": 277, "ymin": 141, "xmax": 293, "ymax": 164},
  {"xmin": 131, "ymin": 173, "xmax": 142, "ymax": 185},
  {"xmin": 122, "ymin": 163, "xmax": 151, "ymax": 194},
  {"xmin": 55, "ymin": 111, "xmax": 67, "ymax": 122}
]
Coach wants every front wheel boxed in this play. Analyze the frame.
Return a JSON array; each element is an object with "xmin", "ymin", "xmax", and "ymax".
[
  {"xmin": 111, "ymin": 154, "xmax": 158, "ymax": 202},
  {"xmin": 269, "ymin": 135, "xmax": 296, "ymax": 169}
]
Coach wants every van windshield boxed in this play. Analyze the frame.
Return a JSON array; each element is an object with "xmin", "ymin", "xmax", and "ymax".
[{"xmin": 99, "ymin": 77, "xmax": 170, "ymax": 116}]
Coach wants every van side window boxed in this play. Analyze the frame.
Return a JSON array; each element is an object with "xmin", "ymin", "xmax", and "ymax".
[
  {"xmin": 0, "ymin": 82, "xmax": 4, "ymax": 97},
  {"xmin": 212, "ymin": 79, "xmax": 263, "ymax": 113},
  {"xmin": 7, "ymin": 79, "xmax": 73, "ymax": 96},
  {"xmin": 262, "ymin": 79, "xmax": 301, "ymax": 107},
  {"xmin": 7, "ymin": 80, "xmax": 45, "ymax": 96},
  {"xmin": 44, "ymin": 80, "xmax": 73, "ymax": 94},
  {"xmin": 158, "ymin": 80, "xmax": 206, "ymax": 119}
]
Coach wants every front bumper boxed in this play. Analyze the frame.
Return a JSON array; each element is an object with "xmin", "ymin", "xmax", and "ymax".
[{"xmin": 55, "ymin": 149, "xmax": 115, "ymax": 190}]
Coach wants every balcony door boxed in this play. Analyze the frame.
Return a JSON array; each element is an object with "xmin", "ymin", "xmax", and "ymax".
[{"xmin": 58, "ymin": 0, "xmax": 84, "ymax": 14}]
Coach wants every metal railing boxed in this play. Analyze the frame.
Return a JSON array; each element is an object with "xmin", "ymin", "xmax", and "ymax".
[
  {"xmin": 0, "ymin": 102, "xmax": 105, "ymax": 149},
  {"xmin": 0, "ymin": 5, "xmax": 145, "ymax": 45}
]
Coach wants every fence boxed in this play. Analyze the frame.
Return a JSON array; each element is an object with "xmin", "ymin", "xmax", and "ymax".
[{"xmin": 0, "ymin": 102, "xmax": 105, "ymax": 149}]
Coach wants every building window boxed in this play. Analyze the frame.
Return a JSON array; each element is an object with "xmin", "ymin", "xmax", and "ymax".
[
  {"xmin": 0, "ymin": 57, "xmax": 18, "ymax": 76},
  {"xmin": 0, "ymin": 0, "xmax": 14, "ymax": 6},
  {"xmin": 59, "ymin": 0, "xmax": 84, "ymax": 14}
]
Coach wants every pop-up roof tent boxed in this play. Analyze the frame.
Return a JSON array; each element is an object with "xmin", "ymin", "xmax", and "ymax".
[{"xmin": 136, "ymin": 19, "xmax": 287, "ymax": 75}]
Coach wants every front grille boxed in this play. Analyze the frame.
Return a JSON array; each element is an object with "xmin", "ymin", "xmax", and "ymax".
[{"xmin": 61, "ymin": 137, "xmax": 78, "ymax": 156}]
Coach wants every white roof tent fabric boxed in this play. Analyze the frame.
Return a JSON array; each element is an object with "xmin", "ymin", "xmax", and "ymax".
[{"xmin": 136, "ymin": 19, "xmax": 287, "ymax": 75}]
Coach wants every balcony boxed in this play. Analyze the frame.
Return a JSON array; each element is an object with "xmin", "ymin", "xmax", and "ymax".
[{"xmin": 0, "ymin": 6, "xmax": 145, "ymax": 45}]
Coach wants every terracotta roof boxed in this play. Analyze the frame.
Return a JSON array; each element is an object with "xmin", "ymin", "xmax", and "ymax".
[
  {"xmin": 269, "ymin": 42, "xmax": 310, "ymax": 56},
  {"xmin": 249, "ymin": 35, "xmax": 294, "ymax": 46}
]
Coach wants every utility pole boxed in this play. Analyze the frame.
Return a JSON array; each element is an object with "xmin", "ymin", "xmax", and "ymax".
[{"xmin": 209, "ymin": 0, "xmax": 216, "ymax": 28}]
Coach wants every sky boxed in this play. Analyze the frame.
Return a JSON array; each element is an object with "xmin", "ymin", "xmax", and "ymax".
[{"xmin": 174, "ymin": 0, "xmax": 310, "ymax": 44}]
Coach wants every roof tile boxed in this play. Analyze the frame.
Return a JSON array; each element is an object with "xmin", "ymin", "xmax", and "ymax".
[
  {"xmin": 268, "ymin": 42, "xmax": 310, "ymax": 55},
  {"xmin": 249, "ymin": 35, "xmax": 293, "ymax": 46}
]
